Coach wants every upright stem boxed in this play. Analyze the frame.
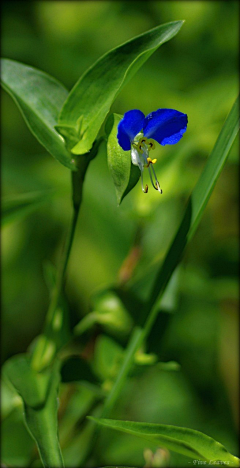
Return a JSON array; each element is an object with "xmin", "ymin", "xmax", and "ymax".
[
  {"xmin": 101, "ymin": 327, "xmax": 143, "ymax": 418},
  {"xmin": 44, "ymin": 202, "xmax": 80, "ymax": 331},
  {"xmin": 31, "ymin": 154, "xmax": 92, "ymax": 372}
]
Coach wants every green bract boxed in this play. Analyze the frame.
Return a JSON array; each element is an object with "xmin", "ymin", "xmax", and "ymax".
[{"xmin": 106, "ymin": 114, "xmax": 140, "ymax": 204}]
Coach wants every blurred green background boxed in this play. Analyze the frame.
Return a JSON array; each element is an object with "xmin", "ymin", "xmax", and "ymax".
[{"xmin": 1, "ymin": 1, "xmax": 239, "ymax": 467}]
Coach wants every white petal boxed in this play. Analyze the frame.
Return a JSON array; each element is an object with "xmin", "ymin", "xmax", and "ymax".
[{"xmin": 131, "ymin": 147, "xmax": 144, "ymax": 170}]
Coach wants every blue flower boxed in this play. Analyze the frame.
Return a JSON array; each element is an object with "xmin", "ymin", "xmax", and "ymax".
[{"xmin": 117, "ymin": 108, "xmax": 188, "ymax": 193}]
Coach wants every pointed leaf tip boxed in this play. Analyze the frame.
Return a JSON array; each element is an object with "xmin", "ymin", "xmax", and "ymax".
[{"xmin": 88, "ymin": 418, "xmax": 239, "ymax": 466}]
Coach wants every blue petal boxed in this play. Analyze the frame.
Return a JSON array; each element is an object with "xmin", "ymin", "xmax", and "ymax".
[
  {"xmin": 143, "ymin": 109, "xmax": 188, "ymax": 146},
  {"xmin": 117, "ymin": 109, "xmax": 145, "ymax": 150}
]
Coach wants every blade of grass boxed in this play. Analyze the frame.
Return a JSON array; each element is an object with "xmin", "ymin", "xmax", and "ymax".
[
  {"xmin": 144, "ymin": 95, "xmax": 239, "ymax": 331},
  {"xmin": 89, "ymin": 418, "xmax": 239, "ymax": 466}
]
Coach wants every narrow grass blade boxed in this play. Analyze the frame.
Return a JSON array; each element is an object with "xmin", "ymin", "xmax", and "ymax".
[{"xmin": 145, "ymin": 96, "xmax": 239, "ymax": 325}]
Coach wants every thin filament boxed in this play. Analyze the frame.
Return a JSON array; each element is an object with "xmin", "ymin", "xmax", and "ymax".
[
  {"xmin": 149, "ymin": 163, "xmax": 162, "ymax": 193},
  {"xmin": 141, "ymin": 150, "xmax": 158, "ymax": 191},
  {"xmin": 139, "ymin": 165, "xmax": 147, "ymax": 193}
]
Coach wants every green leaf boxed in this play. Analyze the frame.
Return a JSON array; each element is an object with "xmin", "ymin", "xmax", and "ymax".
[
  {"xmin": 1, "ymin": 58, "xmax": 76, "ymax": 171},
  {"xmin": 3, "ymin": 355, "xmax": 49, "ymax": 407},
  {"xmin": 2, "ymin": 190, "xmax": 55, "ymax": 226},
  {"xmin": 106, "ymin": 114, "xmax": 140, "ymax": 204},
  {"xmin": 57, "ymin": 21, "xmax": 184, "ymax": 155},
  {"xmin": 89, "ymin": 418, "xmax": 239, "ymax": 466},
  {"xmin": 3, "ymin": 356, "xmax": 64, "ymax": 468}
]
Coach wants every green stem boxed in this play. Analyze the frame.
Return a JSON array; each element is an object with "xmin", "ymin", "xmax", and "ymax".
[
  {"xmin": 31, "ymin": 203, "xmax": 79, "ymax": 371},
  {"xmin": 31, "ymin": 154, "xmax": 92, "ymax": 372},
  {"xmin": 102, "ymin": 327, "xmax": 143, "ymax": 418},
  {"xmin": 46, "ymin": 203, "xmax": 79, "ymax": 328}
]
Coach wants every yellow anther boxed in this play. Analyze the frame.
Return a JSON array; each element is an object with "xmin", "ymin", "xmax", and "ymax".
[
  {"xmin": 146, "ymin": 157, "xmax": 157, "ymax": 167},
  {"xmin": 140, "ymin": 137, "xmax": 148, "ymax": 144}
]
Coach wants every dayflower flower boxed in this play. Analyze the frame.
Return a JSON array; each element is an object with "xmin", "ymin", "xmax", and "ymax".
[{"xmin": 117, "ymin": 108, "xmax": 188, "ymax": 193}]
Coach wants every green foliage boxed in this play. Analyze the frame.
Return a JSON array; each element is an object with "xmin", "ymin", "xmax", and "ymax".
[
  {"xmin": 57, "ymin": 21, "xmax": 184, "ymax": 155},
  {"xmin": 1, "ymin": 59, "xmax": 75, "ymax": 170},
  {"xmin": 1, "ymin": 2, "xmax": 239, "ymax": 468},
  {"xmin": 90, "ymin": 418, "xmax": 239, "ymax": 465}
]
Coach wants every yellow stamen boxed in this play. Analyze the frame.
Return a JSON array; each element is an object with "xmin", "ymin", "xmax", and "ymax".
[{"xmin": 146, "ymin": 157, "xmax": 157, "ymax": 167}]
